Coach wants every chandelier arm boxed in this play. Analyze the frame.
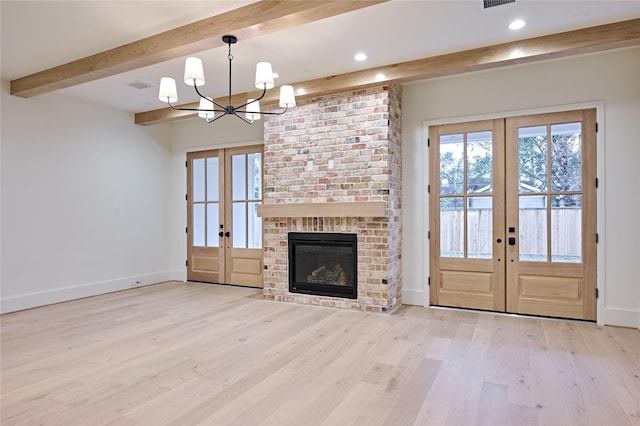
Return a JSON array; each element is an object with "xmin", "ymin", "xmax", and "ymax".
[
  {"xmin": 259, "ymin": 105, "xmax": 290, "ymax": 116},
  {"xmin": 193, "ymin": 83, "xmax": 226, "ymax": 110},
  {"xmin": 235, "ymin": 104, "xmax": 289, "ymax": 116},
  {"xmin": 234, "ymin": 85, "xmax": 268, "ymax": 111},
  {"xmin": 205, "ymin": 113, "xmax": 230, "ymax": 124},
  {"xmin": 232, "ymin": 113, "xmax": 255, "ymax": 125}
]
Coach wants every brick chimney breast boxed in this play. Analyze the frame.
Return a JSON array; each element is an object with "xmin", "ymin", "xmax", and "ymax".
[{"xmin": 262, "ymin": 85, "xmax": 402, "ymax": 313}]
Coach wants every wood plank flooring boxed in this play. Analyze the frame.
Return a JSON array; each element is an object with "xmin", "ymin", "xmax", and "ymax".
[{"xmin": 1, "ymin": 282, "xmax": 639, "ymax": 425}]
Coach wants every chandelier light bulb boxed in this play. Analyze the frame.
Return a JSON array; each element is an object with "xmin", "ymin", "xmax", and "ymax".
[
  {"xmin": 279, "ymin": 85, "xmax": 296, "ymax": 108},
  {"xmin": 198, "ymin": 97, "xmax": 215, "ymax": 119},
  {"xmin": 158, "ymin": 77, "xmax": 177, "ymax": 103},
  {"xmin": 245, "ymin": 99, "xmax": 261, "ymax": 121},
  {"xmin": 255, "ymin": 62, "xmax": 275, "ymax": 90},
  {"xmin": 184, "ymin": 57, "xmax": 205, "ymax": 86}
]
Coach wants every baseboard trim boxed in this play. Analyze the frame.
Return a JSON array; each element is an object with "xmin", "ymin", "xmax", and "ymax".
[
  {"xmin": 0, "ymin": 271, "xmax": 172, "ymax": 314},
  {"xmin": 400, "ymin": 293, "xmax": 638, "ymax": 328},
  {"xmin": 402, "ymin": 288, "xmax": 426, "ymax": 307},
  {"xmin": 170, "ymin": 269, "xmax": 186, "ymax": 282},
  {"xmin": 602, "ymin": 307, "xmax": 640, "ymax": 328}
]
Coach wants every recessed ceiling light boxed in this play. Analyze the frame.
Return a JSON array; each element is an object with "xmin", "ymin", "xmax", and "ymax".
[
  {"xmin": 272, "ymin": 72, "xmax": 279, "ymax": 79},
  {"xmin": 354, "ymin": 53, "xmax": 367, "ymax": 61},
  {"xmin": 509, "ymin": 19, "xmax": 526, "ymax": 30},
  {"xmin": 375, "ymin": 73, "xmax": 386, "ymax": 82}
]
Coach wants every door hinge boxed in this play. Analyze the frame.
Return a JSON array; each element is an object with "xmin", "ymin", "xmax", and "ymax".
[
  {"xmin": 186, "ymin": 227, "xmax": 188, "ymax": 234},
  {"xmin": 185, "ymin": 260, "xmax": 188, "ymax": 267},
  {"xmin": 428, "ymin": 231, "xmax": 431, "ymax": 240},
  {"xmin": 427, "ymin": 184, "xmax": 430, "ymax": 194},
  {"xmin": 185, "ymin": 160, "xmax": 188, "ymax": 167},
  {"xmin": 595, "ymin": 288, "xmax": 599, "ymax": 299},
  {"xmin": 595, "ymin": 122, "xmax": 598, "ymax": 133},
  {"xmin": 595, "ymin": 233, "xmax": 599, "ymax": 243},
  {"xmin": 427, "ymin": 138, "xmax": 430, "ymax": 147},
  {"xmin": 185, "ymin": 194, "xmax": 188, "ymax": 201},
  {"xmin": 595, "ymin": 177, "xmax": 599, "ymax": 188},
  {"xmin": 428, "ymin": 276, "xmax": 431, "ymax": 286}
]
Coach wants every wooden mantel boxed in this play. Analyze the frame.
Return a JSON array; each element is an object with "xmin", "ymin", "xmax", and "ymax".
[{"xmin": 257, "ymin": 202, "xmax": 386, "ymax": 218}]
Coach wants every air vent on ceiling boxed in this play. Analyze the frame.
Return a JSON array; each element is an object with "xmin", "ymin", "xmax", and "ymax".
[
  {"xmin": 126, "ymin": 81, "xmax": 153, "ymax": 90},
  {"xmin": 483, "ymin": 0, "xmax": 515, "ymax": 8}
]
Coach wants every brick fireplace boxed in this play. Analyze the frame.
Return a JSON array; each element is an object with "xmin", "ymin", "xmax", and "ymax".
[{"xmin": 259, "ymin": 85, "xmax": 402, "ymax": 313}]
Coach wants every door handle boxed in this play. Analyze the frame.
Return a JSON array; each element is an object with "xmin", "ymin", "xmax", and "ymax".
[
  {"xmin": 218, "ymin": 231, "xmax": 224, "ymax": 237},
  {"xmin": 508, "ymin": 237, "xmax": 516, "ymax": 245},
  {"xmin": 225, "ymin": 231, "xmax": 230, "ymax": 238}
]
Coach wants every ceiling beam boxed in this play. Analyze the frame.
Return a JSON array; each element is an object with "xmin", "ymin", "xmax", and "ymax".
[
  {"xmin": 135, "ymin": 18, "xmax": 640, "ymax": 126},
  {"xmin": 10, "ymin": 0, "xmax": 389, "ymax": 98}
]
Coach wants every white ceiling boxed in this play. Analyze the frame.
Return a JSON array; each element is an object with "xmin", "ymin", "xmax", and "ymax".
[{"xmin": 2, "ymin": 0, "xmax": 639, "ymax": 113}]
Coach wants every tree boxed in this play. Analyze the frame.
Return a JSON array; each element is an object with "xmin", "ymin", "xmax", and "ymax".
[
  {"xmin": 439, "ymin": 130, "xmax": 582, "ymax": 207},
  {"xmin": 467, "ymin": 140, "xmax": 492, "ymax": 190},
  {"xmin": 519, "ymin": 132, "xmax": 582, "ymax": 206}
]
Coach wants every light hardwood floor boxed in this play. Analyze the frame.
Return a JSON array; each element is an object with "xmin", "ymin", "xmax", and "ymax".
[{"xmin": 1, "ymin": 282, "xmax": 638, "ymax": 426}]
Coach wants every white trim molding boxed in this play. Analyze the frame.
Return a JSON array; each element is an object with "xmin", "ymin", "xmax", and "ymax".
[
  {"xmin": 0, "ymin": 271, "xmax": 172, "ymax": 314},
  {"xmin": 402, "ymin": 288, "xmax": 427, "ymax": 307},
  {"xmin": 603, "ymin": 307, "xmax": 640, "ymax": 329}
]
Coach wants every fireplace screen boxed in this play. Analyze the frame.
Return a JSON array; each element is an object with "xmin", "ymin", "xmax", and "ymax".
[{"xmin": 288, "ymin": 232, "xmax": 357, "ymax": 299}]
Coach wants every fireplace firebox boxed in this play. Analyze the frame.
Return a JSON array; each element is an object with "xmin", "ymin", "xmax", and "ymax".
[{"xmin": 288, "ymin": 232, "xmax": 357, "ymax": 299}]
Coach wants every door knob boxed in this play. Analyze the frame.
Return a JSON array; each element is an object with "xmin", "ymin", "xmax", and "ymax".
[
  {"xmin": 497, "ymin": 238, "xmax": 502, "ymax": 243},
  {"xmin": 225, "ymin": 231, "xmax": 230, "ymax": 237},
  {"xmin": 508, "ymin": 237, "xmax": 516, "ymax": 245},
  {"xmin": 218, "ymin": 231, "xmax": 224, "ymax": 237}
]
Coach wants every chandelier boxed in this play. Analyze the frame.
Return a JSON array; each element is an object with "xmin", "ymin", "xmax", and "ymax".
[{"xmin": 158, "ymin": 35, "xmax": 296, "ymax": 123}]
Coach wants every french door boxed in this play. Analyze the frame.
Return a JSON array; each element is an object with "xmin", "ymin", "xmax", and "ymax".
[
  {"xmin": 429, "ymin": 109, "xmax": 596, "ymax": 320},
  {"xmin": 186, "ymin": 145, "xmax": 264, "ymax": 288}
]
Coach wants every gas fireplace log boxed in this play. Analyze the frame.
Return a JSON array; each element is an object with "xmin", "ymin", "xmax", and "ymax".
[
  {"xmin": 334, "ymin": 264, "xmax": 345, "ymax": 286},
  {"xmin": 334, "ymin": 263, "xmax": 343, "ymax": 276},
  {"xmin": 307, "ymin": 264, "xmax": 348, "ymax": 285},
  {"xmin": 310, "ymin": 266, "xmax": 327, "ymax": 277}
]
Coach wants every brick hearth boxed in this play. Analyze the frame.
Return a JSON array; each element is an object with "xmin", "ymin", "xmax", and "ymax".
[{"xmin": 261, "ymin": 85, "xmax": 402, "ymax": 312}]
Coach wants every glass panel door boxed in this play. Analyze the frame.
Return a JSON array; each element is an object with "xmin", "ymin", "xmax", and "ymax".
[
  {"xmin": 187, "ymin": 150, "xmax": 222, "ymax": 283},
  {"xmin": 429, "ymin": 119, "xmax": 506, "ymax": 312},
  {"xmin": 224, "ymin": 145, "xmax": 264, "ymax": 288},
  {"xmin": 505, "ymin": 110, "xmax": 596, "ymax": 320}
]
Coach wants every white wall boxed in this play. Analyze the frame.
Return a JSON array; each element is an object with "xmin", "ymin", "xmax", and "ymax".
[
  {"xmin": 401, "ymin": 46, "xmax": 640, "ymax": 327},
  {"xmin": 0, "ymin": 81, "xmax": 174, "ymax": 313}
]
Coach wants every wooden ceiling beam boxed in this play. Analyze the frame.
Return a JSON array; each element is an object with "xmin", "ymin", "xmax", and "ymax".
[
  {"xmin": 135, "ymin": 18, "xmax": 640, "ymax": 125},
  {"xmin": 10, "ymin": 0, "xmax": 389, "ymax": 98}
]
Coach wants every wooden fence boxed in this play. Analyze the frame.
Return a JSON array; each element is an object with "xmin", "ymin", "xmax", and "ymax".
[{"xmin": 440, "ymin": 209, "xmax": 582, "ymax": 260}]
